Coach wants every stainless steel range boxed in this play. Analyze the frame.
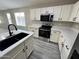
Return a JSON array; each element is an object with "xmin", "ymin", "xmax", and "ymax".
[{"xmin": 39, "ymin": 25, "xmax": 52, "ymax": 38}]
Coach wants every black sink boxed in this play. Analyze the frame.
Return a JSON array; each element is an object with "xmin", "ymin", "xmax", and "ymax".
[{"xmin": 0, "ymin": 32, "xmax": 29, "ymax": 51}]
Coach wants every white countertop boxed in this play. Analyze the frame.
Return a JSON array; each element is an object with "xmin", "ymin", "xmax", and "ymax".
[
  {"xmin": 0, "ymin": 30, "xmax": 33, "ymax": 58},
  {"xmin": 51, "ymin": 26, "xmax": 79, "ymax": 58}
]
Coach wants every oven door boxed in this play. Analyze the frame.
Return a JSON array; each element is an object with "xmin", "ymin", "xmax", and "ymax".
[{"xmin": 39, "ymin": 29, "xmax": 51, "ymax": 38}]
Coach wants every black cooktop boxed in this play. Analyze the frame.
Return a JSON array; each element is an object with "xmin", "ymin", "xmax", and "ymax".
[{"xmin": 39, "ymin": 25, "xmax": 52, "ymax": 30}]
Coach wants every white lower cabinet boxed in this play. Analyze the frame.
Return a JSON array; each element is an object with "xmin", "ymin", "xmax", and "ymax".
[
  {"xmin": 1, "ymin": 36, "xmax": 33, "ymax": 59},
  {"xmin": 61, "ymin": 40, "xmax": 70, "ymax": 59},
  {"xmin": 24, "ymin": 36, "xmax": 33, "ymax": 58},
  {"xmin": 11, "ymin": 48, "xmax": 26, "ymax": 59},
  {"xmin": 59, "ymin": 32, "xmax": 71, "ymax": 59},
  {"xmin": 34, "ymin": 28, "xmax": 38, "ymax": 37},
  {"xmin": 50, "ymin": 30, "xmax": 60, "ymax": 43},
  {"xmin": 1, "ymin": 42, "xmax": 25, "ymax": 59},
  {"xmin": 61, "ymin": 45, "xmax": 68, "ymax": 59},
  {"xmin": 28, "ymin": 27, "xmax": 38, "ymax": 38},
  {"xmin": 58, "ymin": 33, "xmax": 64, "ymax": 53}
]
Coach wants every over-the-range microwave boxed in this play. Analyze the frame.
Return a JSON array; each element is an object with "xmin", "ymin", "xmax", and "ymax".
[{"xmin": 40, "ymin": 14, "xmax": 53, "ymax": 22}]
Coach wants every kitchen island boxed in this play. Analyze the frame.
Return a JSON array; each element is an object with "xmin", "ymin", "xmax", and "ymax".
[{"xmin": 0, "ymin": 29, "xmax": 33, "ymax": 59}]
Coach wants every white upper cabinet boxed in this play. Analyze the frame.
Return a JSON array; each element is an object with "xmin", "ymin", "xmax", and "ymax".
[
  {"xmin": 35, "ymin": 8, "xmax": 41, "ymax": 20},
  {"xmin": 40, "ymin": 7, "xmax": 53, "ymax": 14},
  {"xmin": 30, "ymin": 9, "xmax": 36, "ymax": 20},
  {"xmin": 40, "ymin": 8, "xmax": 47, "ymax": 14},
  {"xmin": 53, "ymin": 6, "xmax": 61, "ymax": 21},
  {"xmin": 75, "ymin": 1, "xmax": 79, "ymax": 22},
  {"xmin": 70, "ymin": 1, "xmax": 79, "ymax": 21},
  {"xmin": 76, "ymin": 9, "xmax": 79, "ymax": 22},
  {"xmin": 60, "ymin": 5, "xmax": 73, "ymax": 21},
  {"xmin": 30, "ymin": 4, "xmax": 73, "ymax": 21},
  {"xmin": 45, "ymin": 7, "xmax": 54, "ymax": 14}
]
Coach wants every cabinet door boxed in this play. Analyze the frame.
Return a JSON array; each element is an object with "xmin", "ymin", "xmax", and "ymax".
[
  {"xmin": 70, "ymin": 2, "xmax": 79, "ymax": 21},
  {"xmin": 61, "ymin": 44, "xmax": 68, "ymax": 59},
  {"xmin": 30, "ymin": 9, "xmax": 36, "ymax": 20},
  {"xmin": 40, "ymin": 8, "xmax": 46, "ymax": 14},
  {"xmin": 60, "ymin": 5, "xmax": 73, "ymax": 21},
  {"xmin": 45, "ymin": 7, "xmax": 54, "ymax": 14},
  {"xmin": 12, "ymin": 48, "xmax": 26, "ymax": 59},
  {"xmin": 35, "ymin": 8, "xmax": 41, "ymax": 20},
  {"xmin": 58, "ymin": 33, "xmax": 64, "ymax": 53},
  {"xmin": 76, "ymin": 9, "xmax": 79, "ymax": 22},
  {"xmin": 24, "ymin": 36, "xmax": 33, "ymax": 58},
  {"xmin": 34, "ymin": 28, "xmax": 38, "ymax": 37},
  {"xmin": 50, "ymin": 30, "xmax": 60, "ymax": 43},
  {"xmin": 2, "ymin": 42, "xmax": 24, "ymax": 59},
  {"xmin": 53, "ymin": 6, "xmax": 61, "ymax": 21}
]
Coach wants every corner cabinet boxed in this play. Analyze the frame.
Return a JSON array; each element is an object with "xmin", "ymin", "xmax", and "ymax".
[
  {"xmin": 60, "ymin": 5, "xmax": 73, "ymax": 21},
  {"xmin": 1, "ymin": 35, "xmax": 33, "ymax": 59},
  {"xmin": 70, "ymin": 1, "xmax": 79, "ymax": 22}
]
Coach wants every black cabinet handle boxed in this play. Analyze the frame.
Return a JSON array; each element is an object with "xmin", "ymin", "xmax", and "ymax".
[
  {"xmin": 22, "ymin": 49, "xmax": 25, "ymax": 52},
  {"xmin": 66, "ymin": 45, "xmax": 69, "ymax": 50},
  {"xmin": 25, "ymin": 46, "xmax": 28, "ymax": 49}
]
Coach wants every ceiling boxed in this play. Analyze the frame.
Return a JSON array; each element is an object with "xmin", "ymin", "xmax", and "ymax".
[{"xmin": 0, "ymin": 0, "xmax": 78, "ymax": 10}]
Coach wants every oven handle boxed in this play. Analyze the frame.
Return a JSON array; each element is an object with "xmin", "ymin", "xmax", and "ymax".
[{"xmin": 39, "ymin": 29, "xmax": 51, "ymax": 31}]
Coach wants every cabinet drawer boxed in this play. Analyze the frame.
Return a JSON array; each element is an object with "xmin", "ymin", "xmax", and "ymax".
[{"xmin": 3, "ymin": 42, "xmax": 24, "ymax": 58}]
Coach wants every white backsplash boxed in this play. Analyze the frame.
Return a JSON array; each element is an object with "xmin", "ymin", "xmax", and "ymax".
[{"xmin": 29, "ymin": 20, "xmax": 74, "ymax": 28}]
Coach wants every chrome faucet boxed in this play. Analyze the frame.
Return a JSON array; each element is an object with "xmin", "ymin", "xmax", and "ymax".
[{"xmin": 8, "ymin": 24, "xmax": 17, "ymax": 36}]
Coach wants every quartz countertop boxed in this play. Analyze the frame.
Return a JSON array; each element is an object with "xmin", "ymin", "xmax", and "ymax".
[
  {"xmin": 51, "ymin": 26, "xmax": 79, "ymax": 58},
  {"xmin": 0, "ymin": 30, "xmax": 33, "ymax": 58}
]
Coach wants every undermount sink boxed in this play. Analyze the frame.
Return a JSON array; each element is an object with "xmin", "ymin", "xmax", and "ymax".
[{"xmin": 0, "ymin": 32, "xmax": 29, "ymax": 51}]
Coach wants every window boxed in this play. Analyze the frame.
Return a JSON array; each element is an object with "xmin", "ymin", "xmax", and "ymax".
[
  {"xmin": 6, "ymin": 13, "xmax": 12, "ymax": 24},
  {"xmin": 14, "ymin": 12, "xmax": 26, "ymax": 26}
]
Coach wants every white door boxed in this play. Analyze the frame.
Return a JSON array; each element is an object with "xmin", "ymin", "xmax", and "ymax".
[
  {"xmin": 60, "ymin": 5, "xmax": 73, "ymax": 21},
  {"xmin": 53, "ymin": 6, "xmax": 61, "ymax": 21}
]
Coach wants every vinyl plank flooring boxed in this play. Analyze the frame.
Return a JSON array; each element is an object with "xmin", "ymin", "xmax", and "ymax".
[{"xmin": 29, "ymin": 38, "xmax": 61, "ymax": 59}]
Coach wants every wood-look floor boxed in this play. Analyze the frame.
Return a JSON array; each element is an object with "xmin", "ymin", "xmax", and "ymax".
[{"xmin": 28, "ymin": 38, "xmax": 61, "ymax": 59}]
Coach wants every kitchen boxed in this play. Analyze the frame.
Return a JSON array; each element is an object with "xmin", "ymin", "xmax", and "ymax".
[{"xmin": 0, "ymin": 0, "xmax": 79, "ymax": 59}]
